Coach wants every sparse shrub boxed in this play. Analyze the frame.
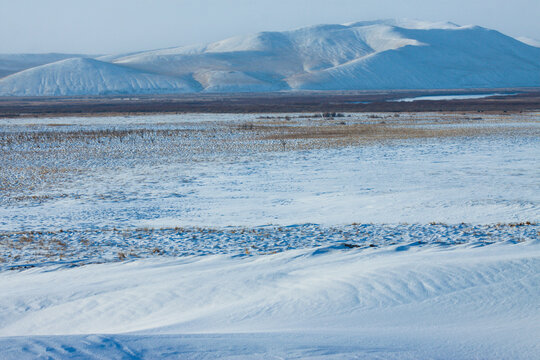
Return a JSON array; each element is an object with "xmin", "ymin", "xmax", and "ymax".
[{"xmin": 239, "ymin": 123, "xmax": 254, "ymax": 130}]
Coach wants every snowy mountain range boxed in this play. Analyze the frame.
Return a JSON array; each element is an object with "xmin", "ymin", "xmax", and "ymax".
[{"xmin": 1, "ymin": 19, "xmax": 540, "ymax": 96}]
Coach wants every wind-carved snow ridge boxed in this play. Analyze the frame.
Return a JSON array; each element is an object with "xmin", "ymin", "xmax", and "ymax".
[
  {"xmin": 0, "ymin": 241, "xmax": 539, "ymax": 359},
  {"xmin": 1, "ymin": 19, "xmax": 540, "ymax": 96}
]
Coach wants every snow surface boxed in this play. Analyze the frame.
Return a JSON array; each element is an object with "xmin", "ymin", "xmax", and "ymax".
[
  {"xmin": 1, "ymin": 112, "xmax": 539, "ymax": 358},
  {"xmin": 1, "ymin": 19, "xmax": 540, "ymax": 95},
  {"xmin": 1, "ymin": 113, "xmax": 538, "ymax": 232},
  {"xmin": 0, "ymin": 241, "xmax": 539, "ymax": 359},
  {"xmin": 287, "ymin": 26, "xmax": 540, "ymax": 90},
  {"xmin": 3, "ymin": 222, "xmax": 538, "ymax": 270}
]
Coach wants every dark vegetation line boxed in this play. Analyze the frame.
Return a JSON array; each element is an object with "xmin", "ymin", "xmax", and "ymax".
[{"xmin": 1, "ymin": 89, "xmax": 539, "ymax": 117}]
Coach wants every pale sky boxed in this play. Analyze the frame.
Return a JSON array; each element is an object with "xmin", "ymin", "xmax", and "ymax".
[{"xmin": 1, "ymin": 0, "xmax": 539, "ymax": 54}]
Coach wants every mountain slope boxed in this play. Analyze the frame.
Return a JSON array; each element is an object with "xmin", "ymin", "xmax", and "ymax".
[
  {"xmin": 1, "ymin": 20, "xmax": 539, "ymax": 96},
  {"xmin": 0, "ymin": 53, "xmax": 88, "ymax": 79},
  {"xmin": 114, "ymin": 20, "xmax": 540, "ymax": 92},
  {"xmin": 288, "ymin": 26, "xmax": 540, "ymax": 90},
  {"xmin": 113, "ymin": 22, "xmax": 424, "ymax": 82},
  {"xmin": 0, "ymin": 58, "xmax": 199, "ymax": 96}
]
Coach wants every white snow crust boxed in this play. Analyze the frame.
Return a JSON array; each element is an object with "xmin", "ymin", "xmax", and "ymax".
[{"xmin": 0, "ymin": 241, "xmax": 538, "ymax": 359}]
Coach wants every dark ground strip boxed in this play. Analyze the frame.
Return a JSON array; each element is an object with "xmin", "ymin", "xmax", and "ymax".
[{"xmin": 1, "ymin": 90, "xmax": 539, "ymax": 117}]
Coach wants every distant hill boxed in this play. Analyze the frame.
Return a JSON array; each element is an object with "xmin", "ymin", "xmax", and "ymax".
[
  {"xmin": 0, "ymin": 53, "xmax": 88, "ymax": 78},
  {"xmin": 0, "ymin": 58, "xmax": 198, "ymax": 96},
  {"xmin": 1, "ymin": 19, "xmax": 540, "ymax": 96}
]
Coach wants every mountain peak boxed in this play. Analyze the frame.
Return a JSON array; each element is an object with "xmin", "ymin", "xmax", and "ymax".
[
  {"xmin": 343, "ymin": 19, "xmax": 462, "ymax": 30},
  {"xmin": 0, "ymin": 57, "xmax": 198, "ymax": 96}
]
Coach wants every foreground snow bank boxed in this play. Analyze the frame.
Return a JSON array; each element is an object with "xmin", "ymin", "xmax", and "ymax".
[{"xmin": 0, "ymin": 241, "xmax": 538, "ymax": 359}]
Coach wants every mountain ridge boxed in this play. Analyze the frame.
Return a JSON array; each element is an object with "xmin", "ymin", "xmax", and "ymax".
[{"xmin": 1, "ymin": 19, "xmax": 539, "ymax": 96}]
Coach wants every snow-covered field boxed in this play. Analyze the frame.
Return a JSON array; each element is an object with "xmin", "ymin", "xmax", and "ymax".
[{"xmin": 0, "ymin": 112, "xmax": 539, "ymax": 359}]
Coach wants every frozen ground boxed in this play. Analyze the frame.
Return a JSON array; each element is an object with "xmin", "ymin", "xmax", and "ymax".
[
  {"xmin": 0, "ymin": 112, "xmax": 539, "ymax": 358},
  {"xmin": 1, "ymin": 223, "xmax": 538, "ymax": 270}
]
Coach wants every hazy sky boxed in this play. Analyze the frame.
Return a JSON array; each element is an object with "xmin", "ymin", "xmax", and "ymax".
[{"xmin": 1, "ymin": 0, "xmax": 539, "ymax": 54}]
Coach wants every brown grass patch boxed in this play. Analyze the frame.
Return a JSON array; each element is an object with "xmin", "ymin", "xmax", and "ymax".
[{"xmin": 259, "ymin": 123, "xmax": 537, "ymax": 143}]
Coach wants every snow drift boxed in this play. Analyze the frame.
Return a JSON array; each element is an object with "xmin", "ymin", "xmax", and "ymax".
[
  {"xmin": 1, "ymin": 241, "xmax": 539, "ymax": 359},
  {"xmin": 1, "ymin": 19, "xmax": 540, "ymax": 95}
]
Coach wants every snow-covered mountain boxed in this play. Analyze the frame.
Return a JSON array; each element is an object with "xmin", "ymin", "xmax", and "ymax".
[
  {"xmin": 0, "ymin": 58, "xmax": 198, "ymax": 96},
  {"xmin": 1, "ymin": 20, "xmax": 540, "ymax": 96},
  {"xmin": 0, "ymin": 53, "xmax": 88, "ymax": 78}
]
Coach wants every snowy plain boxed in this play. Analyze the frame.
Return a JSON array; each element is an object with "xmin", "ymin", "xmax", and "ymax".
[
  {"xmin": 1, "ymin": 112, "xmax": 538, "ymax": 233},
  {"xmin": 0, "ymin": 112, "xmax": 539, "ymax": 359}
]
